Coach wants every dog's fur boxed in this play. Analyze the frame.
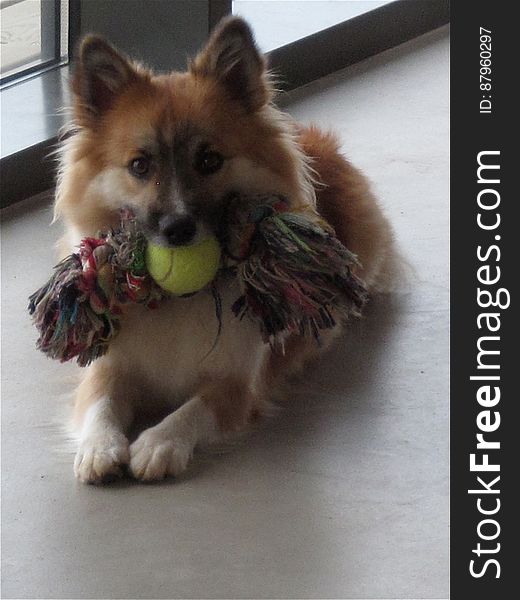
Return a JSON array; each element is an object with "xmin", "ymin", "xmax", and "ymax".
[{"xmin": 54, "ymin": 17, "xmax": 395, "ymax": 483}]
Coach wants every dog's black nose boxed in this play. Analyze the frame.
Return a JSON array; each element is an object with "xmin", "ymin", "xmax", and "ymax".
[{"xmin": 160, "ymin": 215, "xmax": 197, "ymax": 246}]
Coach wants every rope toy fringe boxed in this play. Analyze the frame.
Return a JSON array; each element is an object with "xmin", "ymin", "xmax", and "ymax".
[
  {"xmin": 28, "ymin": 218, "xmax": 166, "ymax": 366},
  {"xmin": 225, "ymin": 195, "xmax": 368, "ymax": 344},
  {"xmin": 28, "ymin": 196, "xmax": 368, "ymax": 365}
]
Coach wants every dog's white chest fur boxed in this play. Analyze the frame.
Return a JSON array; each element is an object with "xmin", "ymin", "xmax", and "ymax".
[{"xmin": 109, "ymin": 279, "xmax": 266, "ymax": 404}]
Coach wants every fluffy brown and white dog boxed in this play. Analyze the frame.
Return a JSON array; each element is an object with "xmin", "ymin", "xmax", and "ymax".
[{"xmin": 54, "ymin": 17, "xmax": 396, "ymax": 483}]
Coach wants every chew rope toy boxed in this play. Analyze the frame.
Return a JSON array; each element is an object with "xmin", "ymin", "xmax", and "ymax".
[
  {"xmin": 28, "ymin": 195, "xmax": 368, "ymax": 366},
  {"xmin": 225, "ymin": 196, "xmax": 368, "ymax": 342},
  {"xmin": 28, "ymin": 218, "xmax": 166, "ymax": 366}
]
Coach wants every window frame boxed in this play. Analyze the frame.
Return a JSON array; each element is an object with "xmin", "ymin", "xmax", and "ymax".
[
  {"xmin": 268, "ymin": 0, "xmax": 450, "ymax": 91},
  {"xmin": 0, "ymin": 0, "xmax": 64, "ymax": 87},
  {"xmin": 0, "ymin": 0, "xmax": 449, "ymax": 208}
]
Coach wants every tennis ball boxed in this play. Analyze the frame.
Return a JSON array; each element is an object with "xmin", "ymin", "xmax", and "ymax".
[{"xmin": 146, "ymin": 236, "xmax": 221, "ymax": 295}]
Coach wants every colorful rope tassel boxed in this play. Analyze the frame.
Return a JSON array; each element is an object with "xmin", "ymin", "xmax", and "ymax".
[
  {"xmin": 28, "ymin": 196, "xmax": 368, "ymax": 365},
  {"xmin": 225, "ymin": 196, "xmax": 368, "ymax": 344},
  {"xmin": 28, "ymin": 218, "xmax": 165, "ymax": 366}
]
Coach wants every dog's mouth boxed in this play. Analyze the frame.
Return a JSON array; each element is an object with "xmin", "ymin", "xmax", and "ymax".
[
  {"xmin": 126, "ymin": 209, "xmax": 208, "ymax": 250},
  {"xmin": 122, "ymin": 191, "xmax": 288, "ymax": 254}
]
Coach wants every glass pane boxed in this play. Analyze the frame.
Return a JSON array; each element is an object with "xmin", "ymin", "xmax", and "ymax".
[
  {"xmin": 0, "ymin": 0, "xmax": 67, "ymax": 83},
  {"xmin": 1, "ymin": 0, "xmax": 42, "ymax": 77},
  {"xmin": 233, "ymin": 0, "xmax": 395, "ymax": 52}
]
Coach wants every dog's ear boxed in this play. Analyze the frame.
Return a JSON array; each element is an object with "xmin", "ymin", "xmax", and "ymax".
[
  {"xmin": 72, "ymin": 35, "xmax": 139, "ymax": 121},
  {"xmin": 190, "ymin": 17, "xmax": 270, "ymax": 112}
]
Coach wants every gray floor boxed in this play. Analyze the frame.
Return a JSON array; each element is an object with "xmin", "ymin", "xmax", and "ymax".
[{"xmin": 1, "ymin": 28, "xmax": 449, "ymax": 600}]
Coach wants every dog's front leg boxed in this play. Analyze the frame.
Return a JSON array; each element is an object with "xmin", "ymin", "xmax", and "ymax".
[
  {"xmin": 129, "ymin": 377, "xmax": 255, "ymax": 481},
  {"xmin": 73, "ymin": 360, "xmax": 134, "ymax": 483}
]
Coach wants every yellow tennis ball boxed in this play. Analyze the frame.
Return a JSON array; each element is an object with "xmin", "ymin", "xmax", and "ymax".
[{"xmin": 146, "ymin": 236, "xmax": 221, "ymax": 295}]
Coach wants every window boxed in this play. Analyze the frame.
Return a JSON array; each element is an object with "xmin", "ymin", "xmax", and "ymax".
[
  {"xmin": 0, "ymin": 0, "xmax": 448, "ymax": 207},
  {"xmin": 233, "ymin": 0, "xmax": 394, "ymax": 52},
  {"xmin": 0, "ymin": 0, "xmax": 68, "ymax": 87}
]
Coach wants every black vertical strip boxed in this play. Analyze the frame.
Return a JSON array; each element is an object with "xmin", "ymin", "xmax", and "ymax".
[
  {"xmin": 54, "ymin": 0, "xmax": 62, "ymax": 61},
  {"xmin": 68, "ymin": 0, "xmax": 82, "ymax": 60},
  {"xmin": 451, "ymin": 3, "xmax": 517, "ymax": 598},
  {"xmin": 39, "ymin": 0, "xmax": 57, "ymax": 62},
  {"xmin": 209, "ymin": 0, "xmax": 232, "ymax": 33}
]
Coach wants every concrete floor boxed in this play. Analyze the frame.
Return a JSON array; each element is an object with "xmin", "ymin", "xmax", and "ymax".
[{"xmin": 1, "ymin": 27, "xmax": 449, "ymax": 599}]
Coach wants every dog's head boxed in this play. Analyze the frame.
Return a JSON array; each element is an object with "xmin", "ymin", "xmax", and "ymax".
[{"xmin": 61, "ymin": 17, "xmax": 314, "ymax": 246}]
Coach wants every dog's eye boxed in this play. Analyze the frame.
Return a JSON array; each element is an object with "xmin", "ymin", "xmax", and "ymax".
[
  {"xmin": 129, "ymin": 156, "xmax": 151, "ymax": 178},
  {"xmin": 195, "ymin": 147, "xmax": 223, "ymax": 175}
]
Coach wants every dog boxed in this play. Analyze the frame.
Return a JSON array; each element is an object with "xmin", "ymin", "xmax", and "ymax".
[{"xmin": 54, "ymin": 17, "xmax": 396, "ymax": 483}]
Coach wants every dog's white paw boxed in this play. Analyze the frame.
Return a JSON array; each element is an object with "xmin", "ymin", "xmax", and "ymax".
[
  {"xmin": 74, "ymin": 432, "xmax": 129, "ymax": 484},
  {"xmin": 129, "ymin": 427, "xmax": 192, "ymax": 481}
]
